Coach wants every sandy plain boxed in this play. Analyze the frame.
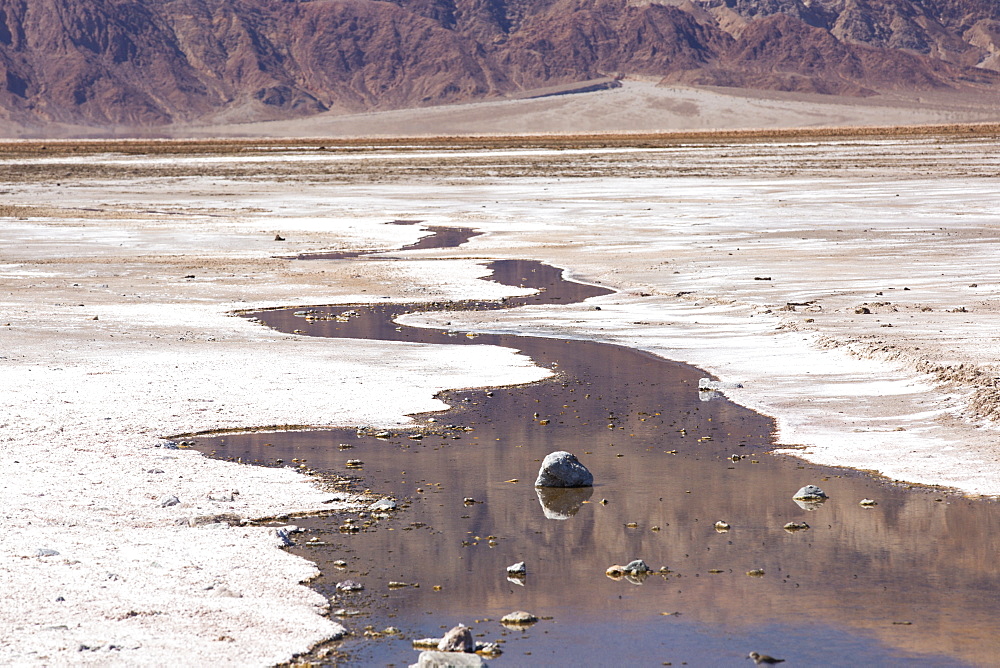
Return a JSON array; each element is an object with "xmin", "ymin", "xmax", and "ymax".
[
  {"xmin": 1, "ymin": 119, "xmax": 1000, "ymax": 665},
  {"xmin": 179, "ymin": 80, "xmax": 1000, "ymax": 138}
]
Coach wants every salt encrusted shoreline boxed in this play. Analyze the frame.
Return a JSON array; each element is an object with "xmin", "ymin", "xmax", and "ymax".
[{"xmin": 3, "ymin": 135, "xmax": 1000, "ymax": 664}]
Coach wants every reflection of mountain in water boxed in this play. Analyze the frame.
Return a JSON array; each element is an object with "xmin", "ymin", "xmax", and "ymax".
[{"xmin": 199, "ymin": 259, "xmax": 1000, "ymax": 666}]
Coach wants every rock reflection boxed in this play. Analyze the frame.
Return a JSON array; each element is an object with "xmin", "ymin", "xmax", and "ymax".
[
  {"xmin": 535, "ymin": 486, "xmax": 594, "ymax": 520},
  {"xmin": 793, "ymin": 497, "xmax": 829, "ymax": 512},
  {"xmin": 197, "ymin": 258, "xmax": 1000, "ymax": 666}
]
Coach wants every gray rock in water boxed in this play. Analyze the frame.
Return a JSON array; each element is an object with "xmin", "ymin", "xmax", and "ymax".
[
  {"xmin": 336, "ymin": 580, "xmax": 364, "ymax": 592},
  {"xmin": 500, "ymin": 610, "xmax": 538, "ymax": 627},
  {"xmin": 534, "ymin": 451, "xmax": 593, "ymax": 488},
  {"xmin": 159, "ymin": 495, "xmax": 180, "ymax": 507},
  {"xmin": 623, "ymin": 559, "xmax": 651, "ymax": 575},
  {"xmin": 506, "ymin": 561, "xmax": 526, "ymax": 576},
  {"xmin": 793, "ymin": 485, "xmax": 828, "ymax": 501},
  {"xmin": 274, "ymin": 528, "xmax": 294, "ymax": 546},
  {"xmin": 369, "ymin": 498, "xmax": 397, "ymax": 512},
  {"xmin": 437, "ymin": 624, "xmax": 474, "ymax": 652},
  {"xmin": 535, "ymin": 486, "xmax": 593, "ymax": 520},
  {"xmin": 476, "ymin": 642, "xmax": 502, "ymax": 656},
  {"xmin": 157, "ymin": 440, "xmax": 180, "ymax": 450},
  {"xmin": 410, "ymin": 651, "xmax": 486, "ymax": 668}
]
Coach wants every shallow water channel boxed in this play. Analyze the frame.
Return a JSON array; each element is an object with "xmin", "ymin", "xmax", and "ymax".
[{"xmin": 196, "ymin": 234, "xmax": 1000, "ymax": 667}]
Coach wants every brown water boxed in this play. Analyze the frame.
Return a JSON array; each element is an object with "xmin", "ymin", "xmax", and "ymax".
[
  {"xmin": 290, "ymin": 223, "xmax": 481, "ymax": 261},
  {"xmin": 196, "ymin": 255, "xmax": 1000, "ymax": 667}
]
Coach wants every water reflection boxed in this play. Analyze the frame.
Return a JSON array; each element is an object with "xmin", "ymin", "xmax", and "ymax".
[
  {"xmin": 535, "ymin": 486, "xmax": 594, "ymax": 520},
  {"xmin": 196, "ymin": 260, "xmax": 1000, "ymax": 667}
]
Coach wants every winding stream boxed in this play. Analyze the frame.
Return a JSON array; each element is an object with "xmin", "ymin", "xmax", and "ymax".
[{"xmin": 195, "ymin": 228, "xmax": 1000, "ymax": 667}]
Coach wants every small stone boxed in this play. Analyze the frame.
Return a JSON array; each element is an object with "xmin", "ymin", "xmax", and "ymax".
[
  {"xmin": 35, "ymin": 549, "xmax": 60, "ymax": 557},
  {"xmin": 208, "ymin": 490, "xmax": 236, "ymax": 502},
  {"xmin": 158, "ymin": 495, "xmax": 180, "ymax": 507},
  {"xmin": 746, "ymin": 569, "xmax": 766, "ymax": 577},
  {"xmin": 463, "ymin": 497, "xmax": 477, "ymax": 505},
  {"xmin": 698, "ymin": 378, "xmax": 744, "ymax": 391},
  {"xmin": 476, "ymin": 642, "xmax": 502, "ymax": 656},
  {"xmin": 605, "ymin": 564, "xmax": 624, "ymax": 578},
  {"xmin": 336, "ymin": 580, "xmax": 364, "ymax": 592},
  {"xmin": 274, "ymin": 528, "xmax": 294, "ymax": 546},
  {"xmin": 534, "ymin": 451, "xmax": 593, "ymax": 488},
  {"xmin": 333, "ymin": 608, "xmax": 364, "ymax": 617},
  {"xmin": 622, "ymin": 559, "xmax": 651, "ymax": 575},
  {"xmin": 714, "ymin": 520, "xmax": 731, "ymax": 532},
  {"xmin": 500, "ymin": 610, "xmax": 538, "ymax": 627},
  {"xmin": 860, "ymin": 498, "xmax": 878, "ymax": 507},
  {"xmin": 437, "ymin": 624, "xmax": 474, "ymax": 652},
  {"xmin": 274, "ymin": 234, "xmax": 285, "ymax": 241},
  {"xmin": 332, "ymin": 560, "xmax": 347, "ymax": 568},
  {"xmin": 369, "ymin": 498, "xmax": 397, "ymax": 512},
  {"xmin": 388, "ymin": 581, "xmax": 414, "ymax": 589},
  {"xmin": 412, "ymin": 638, "xmax": 441, "ymax": 650},
  {"xmin": 506, "ymin": 561, "xmax": 526, "ymax": 576},
  {"xmin": 793, "ymin": 485, "xmax": 828, "ymax": 501},
  {"xmin": 783, "ymin": 521, "xmax": 810, "ymax": 532},
  {"xmin": 345, "ymin": 459, "xmax": 364, "ymax": 468}
]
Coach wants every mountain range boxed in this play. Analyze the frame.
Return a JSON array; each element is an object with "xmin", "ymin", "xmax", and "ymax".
[{"xmin": 0, "ymin": 0, "xmax": 997, "ymax": 130}]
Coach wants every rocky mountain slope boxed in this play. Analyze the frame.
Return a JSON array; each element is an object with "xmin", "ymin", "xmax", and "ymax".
[{"xmin": 0, "ymin": 0, "xmax": 996, "ymax": 130}]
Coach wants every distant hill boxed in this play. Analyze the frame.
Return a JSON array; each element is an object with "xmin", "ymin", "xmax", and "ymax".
[{"xmin": 0, "ymin": 0, "xmax": 996, "ymax": 132}]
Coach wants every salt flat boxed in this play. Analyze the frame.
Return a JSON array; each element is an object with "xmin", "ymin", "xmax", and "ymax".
[{"xmin": 1, "ymin": 131, "xmax": 998, "ymax": 664}]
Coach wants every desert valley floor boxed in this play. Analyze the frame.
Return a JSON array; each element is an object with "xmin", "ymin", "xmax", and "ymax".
[{"xmin": 3, "ymin": 127, "xmax": 1000, "ymax": 665}]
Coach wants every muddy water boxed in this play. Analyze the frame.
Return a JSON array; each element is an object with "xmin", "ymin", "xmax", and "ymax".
[
  {"xmin": 197, "ymin": 258, "xmax": 1000, "ymax": 667},
  {"xmin": 291, "ymin": 223, "xmax": 481, "ymax": 260}
]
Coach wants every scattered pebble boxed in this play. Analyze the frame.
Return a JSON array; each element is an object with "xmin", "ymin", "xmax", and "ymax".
[
  {"xmin": 158, "ymin": 495, "xmax": 180, "ymax": 507},
  {"xmin": 714, "ymin": 520, "xmax": 731, "ymax": 532},
  {"xmin": 412, "ymin": 638, "xmax": 441, "ymax": 649},
  {"xmin": 783, "ymin": 521, "xmax": 810, "ymax": 532},
  {"xmin": 336, "ymin": 580, "xmax": 364, "ymax": 592},
  {"xmin": 437, "ymin": 624, "xmax": 475, "ymax": 652},
  {"xmin": 369, "ymin": 498, "xmax": 397, "ymax": 512},
  {"xmin": 333, "ymin": 609, "xmax": 364, "ymax": 617},
  {"xmin": 623, "ymin": 559, "xmax": 651, "ymax": 575},
  {"xmin": 860, "ymin": 498, "xmax": 878, "ymax": 507},
  {"xmin": 506, "ymin": 561, "xmax": 526, "ymax": 576},
  {"xmin": 500, "ymin": 610, "xmax": 538, "ymax": 627}
]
